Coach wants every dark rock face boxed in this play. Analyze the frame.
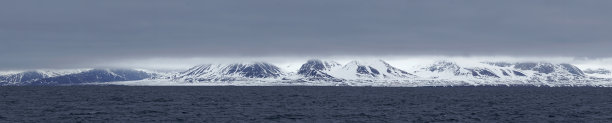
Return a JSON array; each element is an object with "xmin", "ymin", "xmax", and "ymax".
[
  {"xmin": 30, "ymin": 69, "xmax": 152, "ymax": 85},
  {"xmin": 477, "ymin": 69, "xmax": 499, "ymax": 78},
  {"xmin": 502, "ymin": 70, "xmax": 510, "ymax": 76},
  {"xmin": 513, "ymin": 71, "xmax": 526, "ymax": 76},
  {"xmin": 369, "ymin": 67, "xmax": 380, "ymax": 75},
  {"xmin": 297, "ymin": 59, "xmax": 339, "ymax": 78},
  {"xmin": 356, "ymin": 66, "xmax": 370, "ymax": 75},
  {"xmin": 560, "ymin": 64, "xmax": 585, "ymax": 76},
  {"xmin": 224, "ymin": 63, "xmax": 282, "ymax": 78},
  {"xmin": 354, "ymin": 65, "xmax": 385, "ymax": 77}
]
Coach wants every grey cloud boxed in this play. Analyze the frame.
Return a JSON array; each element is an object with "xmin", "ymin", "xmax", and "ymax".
[{"xmin": 1, "ymin": 0, "xmax": 612, "ymax": 70}]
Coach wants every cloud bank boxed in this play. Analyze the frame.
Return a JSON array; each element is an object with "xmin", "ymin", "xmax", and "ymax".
[{"xmin": 1, "ymin": 0, "xmax": 612, "ymax": 70}]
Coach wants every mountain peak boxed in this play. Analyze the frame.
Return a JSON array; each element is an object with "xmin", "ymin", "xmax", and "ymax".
[
  {"xmin": 176, "ymin": 62, "xmax": 283, "ymax": 82},
  {"xmin": 297, "ymin": 59, "xmax": 341, "ymax": 79},
  {"xmin": 336, "ymin": 60, "xmax": 413, "ymax": 79},
  {"xmin": 224, "ymin": 62, "xmax": 282, "ymax": 78}
]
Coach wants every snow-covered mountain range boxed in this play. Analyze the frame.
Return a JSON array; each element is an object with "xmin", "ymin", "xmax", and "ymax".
[
  {"xmin": 1, "ymin": 59, "xmax": 611, "ymax": 86},
  {"xmin": 411, "ymin": 61, "xmax": 592, "ymax": 86},
  {"xmin": 0, "ymin": 69, "xmax": 155, "ymax": 85}
]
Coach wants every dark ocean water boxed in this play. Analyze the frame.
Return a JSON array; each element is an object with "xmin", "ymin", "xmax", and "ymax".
[{"xmin": 1, "ymin": 86, "xmax": 612, "ymax": 122}]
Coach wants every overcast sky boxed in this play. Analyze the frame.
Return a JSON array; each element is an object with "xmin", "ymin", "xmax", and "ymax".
[{"xmin": 1, "ymin": 0, "xmax": 612, "ymax": 70}]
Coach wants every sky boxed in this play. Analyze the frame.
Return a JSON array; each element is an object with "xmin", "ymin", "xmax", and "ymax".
[{"xmin": 1, "ymin": 0, "xmax": 612, "ymax": 70}]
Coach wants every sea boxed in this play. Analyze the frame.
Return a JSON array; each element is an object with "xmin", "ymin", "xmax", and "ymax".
[{"xmin": 1, "ymin": 86, "xmax": 611, "ymax": 122}]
